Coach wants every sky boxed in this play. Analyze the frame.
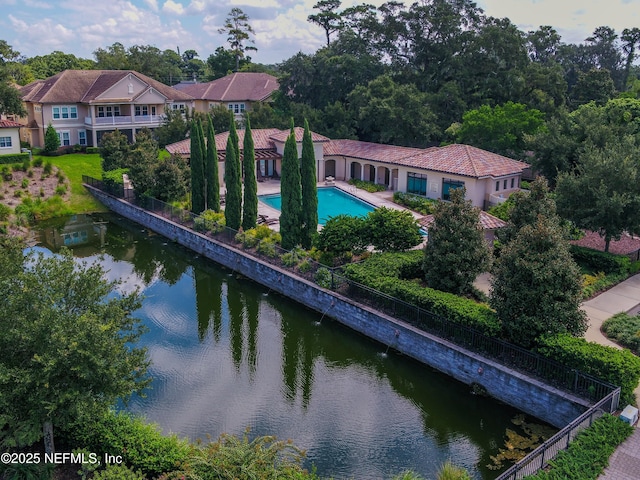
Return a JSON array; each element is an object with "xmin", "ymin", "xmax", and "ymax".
[{"xmin": 1, "ymin": 0, "xmax": 639, "ymax": 66}]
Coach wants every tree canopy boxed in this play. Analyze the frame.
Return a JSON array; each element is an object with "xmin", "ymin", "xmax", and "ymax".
[
  {"xmin": 0, "ymin": 240, "xmax": 149, "ymax": 453},
  {"xmin": 218, "ymin": 8, "xmax": 257, "ymax": 72}
]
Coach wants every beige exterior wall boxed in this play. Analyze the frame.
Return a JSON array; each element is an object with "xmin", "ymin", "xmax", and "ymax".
[{"xmin": 0, "ymin": 128, "xmax": 21, "ymax": 155}]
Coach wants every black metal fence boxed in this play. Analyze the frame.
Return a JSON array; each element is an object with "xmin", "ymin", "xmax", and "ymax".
[
  {"xmin": 83, "ymin": 175, "xmax": 625, "ymax": 478},
  {"xmin": 83, "ymin": 175, "xmax": 619, "ymax": 404},
  {"xmin": 496, "ymin": 387, "xmax": 621, "ymax": 480}
]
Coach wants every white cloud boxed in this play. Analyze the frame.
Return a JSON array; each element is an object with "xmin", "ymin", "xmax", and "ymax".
[
  {"xmin": 163, "ymin": 0, "xmax": 185, "ymax": 15},
  {"xmin": 143, "ymin": 0, "xmax": 159, "ymax": 12},
  {"xmin": 230, "ymin": 0, "xmax": 281, "ymax": 7},
  {"xmin": 24, "ymin": 0, "xmax": 53, "ymax": 8},
  {"xmin": 186, "ymin": 0, "xmax": 207, "ymax": 13},
  {"xmin": 9, "ymin": 15, "xmax": 75, "ymax": 55}
]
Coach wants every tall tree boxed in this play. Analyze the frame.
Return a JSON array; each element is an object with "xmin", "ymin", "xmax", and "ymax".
[
  {"xmin": 219, "ymin": 8, "xmax": 258, "ymax": 72},
  {"xmin": 206, "ymin": 115, "xmax": 221, "ymax": 212},
  {"xmin": 242, "ymin": 115, "xmax": 258, "ymax": 230},
  {"xmin": 555, "ymin": 139, "xmax": 640, "ymax": 252},
  {"xmin": 300, "ymin": 119, "xmax": 318, "ymax": 249},
  {"xmin": 621, "ymin": 28, "xmax": 640, "ymax": 89},
  {"xmin": 190, "ymin": 118, "xmax": 206, "ymax": 214},
  {"xmin": 424, "ymin": 188, "xmax": 491, "ymax": 295},
  {"xmin": 0, "ymin": 41, "xmax": 26, "ymax": 116},
  {"xmin": 43, "ymin": 123, "xmax": 60, "ymax": 155},
  {"xmin": 99, "ymin": 129, "xmax": 130, "ymax": 171},
  {"xmin": 224, "ymin": 115, "xmax": 242, "ymax": 230},
  {"xmin": 279, "ymin": 122, "xmax": 303, "ymax": 250},
  {"xmin": 490, "ymin": 214, "xmax": 587, "ymax": 348},
  {"xmin": 308, "ymin": 0, "xmax": 343, "ymax": 47},
  {"xmin": 0, "ymin": 243, "xmax": 149, "ymax": 453}
]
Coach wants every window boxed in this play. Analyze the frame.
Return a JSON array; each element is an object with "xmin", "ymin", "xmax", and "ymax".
[
  {"xmin": 171, "ymin": 103, "xmax": 186, "ymax": 113},
  {"xmin": 52, "ymin": 105, "xmax": 78, "ymax": 120},
  {"xmin": 503, "ymin": 179, "xmax": 508, "ymax": 189},
  {"xmin": 228, "ymin": 103, "xmax": 245, "ymax": 114},
  {"xmin": 78, "ymin": 130, "xmax": 87, "ymax": 146},
  {"xmin": 407, "ymin": 172, "xmax": 428, "ymax": 196},
  {"xmin": 58, "ymin": 131, "xmax": 70, "ymax": 146},
  {"xmin": 135, "ymin": 105, "xmax": 149, "ymax": 116},
  {"xmin": 496, "ymin": 181, "xmax": 500, "ymax": 192},
  {"xmin": 511, "ymin": 178, "xmax": 515, "ymax": 188},
  {"xmin": 97, "ymin": 106, "xmax": 120, "ymax": 117},
  {"xmin": 0, "ymin": 136, "xmax": 12, "ymax": 148},
  {"xmin": 442, "ymin": 178, "xmax": 465, "ymax": 201}
]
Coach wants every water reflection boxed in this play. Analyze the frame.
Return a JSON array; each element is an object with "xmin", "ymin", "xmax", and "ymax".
[{"xmin": 36, "ymin": 214, "xmax": 548, "ymax": 480}]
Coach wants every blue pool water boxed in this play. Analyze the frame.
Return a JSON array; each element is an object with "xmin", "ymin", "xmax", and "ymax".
[{"xmin": 260, "ymin": 187, "xmax": 375, "ymax": 225}]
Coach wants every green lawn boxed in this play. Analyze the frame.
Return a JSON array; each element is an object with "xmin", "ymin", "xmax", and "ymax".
[{"xmin": 45, "ymin": 153, "xmax": 107, "ymax": 214}]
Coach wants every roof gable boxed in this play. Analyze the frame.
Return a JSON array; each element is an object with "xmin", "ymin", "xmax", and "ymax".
[
  {"xmin": 173, "ymin": 72, "xmax": 278, "ymax": 102},
  {"xmin": 20, "ymin": 70, "xmax": 193, "ymax": 105}
]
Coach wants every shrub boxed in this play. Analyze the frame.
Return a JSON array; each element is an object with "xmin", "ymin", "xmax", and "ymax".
[
  {"xmin": 257, "ymin": 239, "xmax": 278, "ymax": 257},
  {"xmin": 281, "ymin": 246, "xmax": 307, "ymax": 268},
  {"xmin": 348, "ymin": 178, "xmax": 387, "ymax": 192},
  {"xmin": 92, "ymin": 464, "xmax": 145, "ymax": 480},
  {"xmin": 86, "ymin": 147, "xmax": 100, "ymax": 154},
  {"xmin": 14, "ymin": 196, "xmax": 73, "ymax": 223},
  {"xmin": 21, "ymin": 178, "xmax": 28, "ymax": 188},
  {"xmin": 315, "ymin": 267, "xmax": 333, "ymax": 289},
  {"xmin": 32, "ymin": 157, "xmax": 43, "ymax": 167},
  {"xmin": 64, "ymin": 410, "xmax": 189, "ymax": 478},
  {"xmin": 393, "ymin": 192, "xmax": 438, "ymax": 214},
  {"xmin": 537, "ymin": 334, "xmax": 640, "ymax": 406},
  {"xmin": 570, "ymin": 245, "xmax": 631, "ymax": 274},
  {"xmin": 316, "ymin": 214, "xmax": 367, "ymax": 255},
  {"xmin": 602, "ymin": 313, "xmax": 640, "ymax": 354},
  {"xmin": 43, "ymin": 161, "xmax": 53, "ymax": 175},
  {"xmin": 1, "ymin": 165, "xmax": 11, "ymax": 180},
  {"xmin": 55, "ymin": 185, "xmax": 67, "ymax": 195},
  {"xmin": 343, "ymin": 252, "xmax": 501, "ymax": 335},
  {"xmin": 298, "ymin": 259, "xmax": 312, "ymax": 273},
  {"xmin": 365, "ymin": 207, "xmax": 422, "ymax": 252},
  {"xmin": 26, "ymin": 168, "xmax": 33, "ymax": 178},
  {"xmin": 0, "ymin": 153, "xmax": 29, "ymax": 165},
  {"xmin": 0, "ymin": 203, "xmax": 10, "ymax": 222},
  {"xmin": 236, "ymin": 225, "xmax": 281, "ymax": 249},
  {"xmin": 193, "ymin": 210, "xmax": 226, "ymax": 234},
  {"xmin": 22, "ymin": 158, "xmax": 30, "ymax": 171},
  {"xmin": 526, "ymin": 414, "xmax": 632, "ymax": 480}
]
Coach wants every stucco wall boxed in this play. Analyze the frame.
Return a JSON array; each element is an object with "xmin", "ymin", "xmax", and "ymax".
[{"xmin": 87, "ymin": 186, "xmax": 590, "ymax": 428}]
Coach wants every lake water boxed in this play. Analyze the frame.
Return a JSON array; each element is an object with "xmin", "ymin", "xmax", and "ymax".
[{"xmin": 35, "ymin": 213, "xmax": 548, "ymax": 479}]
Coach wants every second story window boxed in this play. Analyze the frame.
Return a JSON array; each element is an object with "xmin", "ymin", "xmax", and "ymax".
[
  {"xmin": 52, "ymin": 105, "xmax": 78, "ymax": 120},
  {"xmin": 97, "ymin": 106, "xmax": 120, "ymax": 117},
  {"xmin": 135, "ymin": 105, "xmax": 149, "ymax": 116},
  {"xmin": 228, "ymin": 103, "xmax": 245, "ymax": 114}
]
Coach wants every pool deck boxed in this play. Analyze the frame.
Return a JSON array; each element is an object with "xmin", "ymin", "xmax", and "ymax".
[{"xmin": 255, "ymin": 179, "xmax": 421, "ymax": 232}]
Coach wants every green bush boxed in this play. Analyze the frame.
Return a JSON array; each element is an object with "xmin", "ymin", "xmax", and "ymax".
[
  {"xmin": 315, "ymin": 267, "xmax": 333, "ymax": 289},
  {"xmin": 393, "ymin": 192, "xmax": 438, "ymax": 215},
  {"xmin": 342, "ymin": 252, "xmax": 500, "ymax": 335},
  {"xmin": 602, "ymin": 313, "xmax": 640, "ymax": 354},
  {"xmin": 0, "ymin": 203, "xmax": 11, "ymax": 222},
  {"xmin": 236, "ymin": 225, "xmax": 281, "ymax": 249},
  {"xmin": 257, "ymin": 239, "xmax": 278, "ymax": 257},
  {"xmin": 65, "ymin": 410, "xmax": 189, "ymax": 478},
  {"xmin": 32, "ymin": 157, "xmax": 43, "ymax": 168},
  {"xmin": 43, "ymin": 161, "xmax": 53, "ymax": 175},
  {"xmin": 0, "ymin": 153, "xmax": 29, "ymax": 165},
  {"xmin": 348, "ymin": 178, "xmax": 387, "ymax": 192},
  {"xmin": 281, "ymin": 246, "xmax": 307, "ymax": 267},
  {"xmin": 194, "ymin": 210, "xmax": 226, "ymax": 234},
  {"xmin": 537, "ymin": 334, "xmax": 640, "ymax": 406},
  {"xmin": 86, "ymin": 147, "xmax": 100, "ymax": 154},
  {"xmin": 525, "ymin": 414, "xmax": 632, "ymax": 480},
  {"xmin": 14, "ymin": 196, "xmax": 73, "ymax": 223},
  {"xmin": 92, "ymin": 464, "xmax": 146, "ymax": 480},
  {"xmin": 570, "ymin": 245, "xmax": 631, "ymax": 274}
]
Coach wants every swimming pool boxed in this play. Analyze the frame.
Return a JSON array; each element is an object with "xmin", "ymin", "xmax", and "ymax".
[{"xmin": 259, "ymin": 187, "xmax": 375, "ymax": 225}]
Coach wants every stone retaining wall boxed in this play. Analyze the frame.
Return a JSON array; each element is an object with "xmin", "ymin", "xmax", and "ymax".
[{"xmin": 88, "ymin": 186, "xmax": 589, "ymax": 427}]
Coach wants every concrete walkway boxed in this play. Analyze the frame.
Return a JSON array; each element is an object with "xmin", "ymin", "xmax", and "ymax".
[{"xmin": 587, "ymin": 274, "xmax": 640, "ymax": 479}]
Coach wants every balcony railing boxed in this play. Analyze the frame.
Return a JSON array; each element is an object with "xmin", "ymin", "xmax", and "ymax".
[{"xmin": 84, "ymin": 115, "xmax": 165, "ymax": 127}]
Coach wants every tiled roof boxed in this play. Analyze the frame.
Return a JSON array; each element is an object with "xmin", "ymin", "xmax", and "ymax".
[
  {"xmin": 324, "ymin": 139, "xmax": 424, "ymax": 162},
  {"xmin": 399, "ymin": 144, "xmax": 528, "ymax": 178},
  {"xmin": 0, "ymin": 119, "xmax": 24, "ymax": 128},
  {"xmin": 420, "ymin": 211, "xmax": 507, "ymax": 230},
  {"xmin": 268, "ymin": 127, "xmax": 331, "ymax": 143},
  {"xmin": 173, "ymin": 73, "xmax": 278, "ymax": 102},
  {"xmin": 20, "ymin": 70, "xmax": 193, "ymax": 104},
  {"xmin": 165, "ymin": 130, "xmax": 527, "ymax": 180}
]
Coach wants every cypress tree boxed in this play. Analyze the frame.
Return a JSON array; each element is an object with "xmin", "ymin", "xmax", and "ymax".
[
  {"xmin": 224, "ymin": 115, "xmax": 242, "ymax": 230},
  {"xmin": 242, "ymin": 115, "xmax": 258, "ymax": 230},
  {"xmin": 190, "ymin": 118, "xmax": 205, "ymax": 214},
  {"xmin": 206, "ymin": 115, "xmax": 220, "ymax": 212},
  {"xmin": 279, "ymin": 122, "xmax": 302, "ymax": 250},
  {"xmin": 300, "ymin": 118, "xmax": 318, "ymax": 249}
]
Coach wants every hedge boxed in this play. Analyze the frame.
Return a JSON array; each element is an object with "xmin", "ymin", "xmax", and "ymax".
[
  {"xmin": 342, "ymin": 251, "xmax": 500, "ymax": 336},
  {"xmin": 602, "ymin": 313, "xmax": 640, "ymax": 355},
  {"xmin": 524, "ymin": 414, "xmax": 632, "ymax": 480},
  {"xmin": 537, "ymin": 334, "xmax": 640, "ymax": 406},
  {"xmin": 0, "ymin": 153, "xmax": 29, "ymax": 165},
  {"xmin": 570, "ymin": 245, "xmax": 631, "ymax": 274}
]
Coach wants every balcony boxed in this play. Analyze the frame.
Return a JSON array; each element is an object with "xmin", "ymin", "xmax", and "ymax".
[{"xmin": 84, "ymin": 115, "xmax": 165, "ymax": 127}]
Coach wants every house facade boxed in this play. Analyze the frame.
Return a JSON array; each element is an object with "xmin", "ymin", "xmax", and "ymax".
[
  {"xmin": 172, "ymin": 72, "xmax": 278, "ymax": 121},
  {"xmin": 166, "ymin": 128, "xmax": 528, "ymax": 210},
  {"xmin": 19, "ymin": 70, "xmax": 194, "ymax": 149},
  {"xmin": 0, "ymin": 119, "xmax": 23, "ymax": 155}
]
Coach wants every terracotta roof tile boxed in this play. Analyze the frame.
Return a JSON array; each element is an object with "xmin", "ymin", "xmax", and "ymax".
[
  {"xmin": 269, "ymin": 127, "xmax": 330, "ymax": 143},
  {"xmin": 173, "ymin": 72, "xmax": 278, "ymax": 102},
  {"xmin": 0, "ymin": 119, "xmax": 24, "ymax": 128},
  {"xmin": 420, "ymin": 211, "xmax": 507, "ymax": 230}
]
